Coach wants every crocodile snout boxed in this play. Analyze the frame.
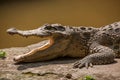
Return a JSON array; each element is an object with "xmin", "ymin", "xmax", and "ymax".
[
  {"xmin": 13, "ymin": 55, "xmax": 24, "ymax": 63},
  {"xmin": 7, "ymin": 28, "xmax": 18, "ymax": 35}
]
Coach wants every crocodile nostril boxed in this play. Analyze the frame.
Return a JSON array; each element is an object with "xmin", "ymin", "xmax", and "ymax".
[{"xmin": 7, "ymin": 28, "xmax": 18, "ymax": 35}]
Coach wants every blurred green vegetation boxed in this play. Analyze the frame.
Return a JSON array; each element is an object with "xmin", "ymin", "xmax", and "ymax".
[
  {"xmin": 0, "ymin": 0, "xmax": 120, "ymax": 48},
  {"xmin": 0, "ymin": 51, "xmax": 6, "ymax": 58}
]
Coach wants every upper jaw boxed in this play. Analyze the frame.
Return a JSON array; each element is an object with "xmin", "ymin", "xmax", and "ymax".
[
  {"xmin": 36, "ymin": 31, "xmax": 52, "ymax": 38},
  {"xmin": 6, "ymin": 27, "xmax": 52, "ymax": 38}
]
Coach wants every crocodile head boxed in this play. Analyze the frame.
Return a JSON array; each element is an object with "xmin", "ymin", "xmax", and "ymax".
[
  {"xmin": 7, "ymin": 24, "xmax": 71, "ymax": 40},
  {"xmin": 37, "ymin": 24, "xmax": 70, "ymax": 38}
]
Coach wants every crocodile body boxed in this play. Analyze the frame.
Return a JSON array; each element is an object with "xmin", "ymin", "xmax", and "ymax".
[{"xmin": 7, "ymin": 22, "xmax": 120, "ymax": 68}]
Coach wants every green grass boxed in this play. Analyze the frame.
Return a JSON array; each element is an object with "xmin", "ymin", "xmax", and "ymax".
[
  {"xmin": 84, "ymin": 75, "xmax": 95, "ymax": 80},
  {"xmin": 0, "ymin": 51, "xmax": 6, "ymax": 58}
]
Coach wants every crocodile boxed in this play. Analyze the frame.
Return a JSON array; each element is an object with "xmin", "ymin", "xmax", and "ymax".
[{"xmin": 6, "ymin": 22, "xmax": 120, "ymax": 68}]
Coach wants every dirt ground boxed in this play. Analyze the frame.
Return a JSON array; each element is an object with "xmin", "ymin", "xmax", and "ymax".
[{"xmin": 0, "ymin": 42, "xmax": 120, "ymax": 80}]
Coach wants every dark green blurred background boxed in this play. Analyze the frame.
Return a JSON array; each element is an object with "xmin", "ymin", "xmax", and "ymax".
[{"xmin": 0, "ymin": 0, "xmax": 120, "ymax": 48}]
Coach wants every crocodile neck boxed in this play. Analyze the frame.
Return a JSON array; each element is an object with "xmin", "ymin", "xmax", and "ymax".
[
  {"xmin": 58, "ymin": 26, "xmax": 99, "ymax": 57},
  {"xmin": 67, "ymin": 26, "xmax": 98, "ymax": 40}
]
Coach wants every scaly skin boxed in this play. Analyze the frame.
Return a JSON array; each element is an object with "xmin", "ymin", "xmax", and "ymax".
[{"xmin": 7, "ymin": 22, "xmax": 120, "ymax": 68}]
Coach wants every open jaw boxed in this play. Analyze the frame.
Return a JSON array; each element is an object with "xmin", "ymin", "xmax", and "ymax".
[
  {"xmin": 6, "ymin": 27, "xmax": 54, "ymax": 45},
  {"xmin": 6, "ymin": 28, "xmax": 55, "ymax": 63}
]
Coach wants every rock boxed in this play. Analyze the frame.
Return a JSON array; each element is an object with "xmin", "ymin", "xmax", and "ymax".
[
  {"xmin": 0, "ymin": 43, "xmax": 120, "ymax": 80},
  {"xmin": 65, "ymin": 73, "xmax": 72, "ymax": 79}
]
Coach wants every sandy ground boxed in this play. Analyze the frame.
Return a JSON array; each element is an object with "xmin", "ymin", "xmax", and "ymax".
[{"xmin": 0, "ymin": 42, "xmax": 120, "ymax": 80}]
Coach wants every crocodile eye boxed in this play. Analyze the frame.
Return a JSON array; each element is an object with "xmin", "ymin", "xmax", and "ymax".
[{"xmin": 44, "ymin": 26, "xmax": 57, "ymax": 30}]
